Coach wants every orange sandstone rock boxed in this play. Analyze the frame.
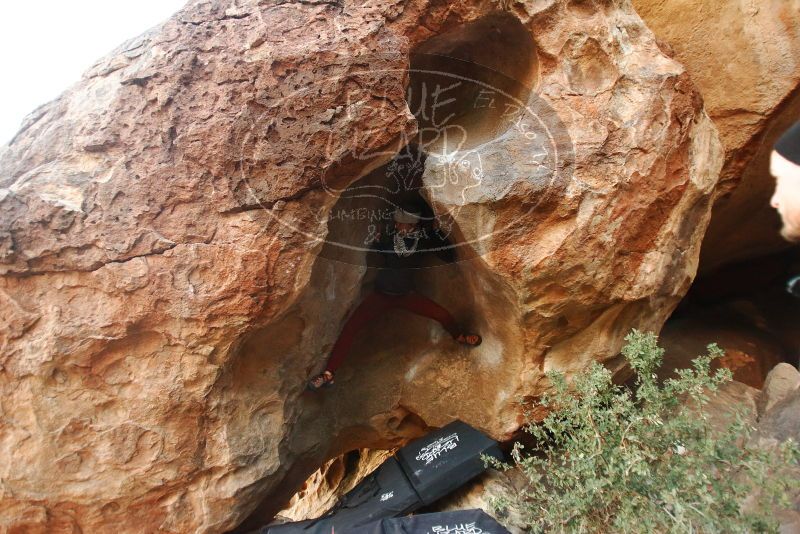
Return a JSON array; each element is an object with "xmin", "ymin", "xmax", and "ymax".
[{"xmin": 0, "ymin": 0, "xmax": 722, "ymax": 531}]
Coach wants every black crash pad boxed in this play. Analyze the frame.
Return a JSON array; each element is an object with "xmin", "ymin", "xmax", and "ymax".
[
  {"xmin": 351, "ymin": 509, "xmax": 512, "ymax": 534},
  {"xmin": 396, "ymin": 420, "xmax": 504, "ymax": 505},
  {"xmin": 257, "ymin": 421, "xmax": 503, "ymax": 533}
]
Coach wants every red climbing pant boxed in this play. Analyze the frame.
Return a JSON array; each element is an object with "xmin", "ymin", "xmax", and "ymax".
[{"xmin": 325, "ymin": 291, "xmax": 460, "ymax": 373}]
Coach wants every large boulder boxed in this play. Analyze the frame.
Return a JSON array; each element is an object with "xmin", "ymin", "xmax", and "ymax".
[
  {"xmin": 0, "ymin": 0, "xmax": 722, "ymax": 531},
  {"xmin": 632, "ymin": 0, "xmax": 800, "ymax": 271}
]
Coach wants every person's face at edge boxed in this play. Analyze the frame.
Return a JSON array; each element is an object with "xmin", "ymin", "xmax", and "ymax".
[{"xmin": 770, "ymin": 151, "xmax": 800, "ymax": 242}]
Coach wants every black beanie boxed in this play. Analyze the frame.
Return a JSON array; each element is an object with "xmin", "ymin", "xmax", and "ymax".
[{"xmin": 774, "ymin": 121, "xmax": 800, "ymax": 165}]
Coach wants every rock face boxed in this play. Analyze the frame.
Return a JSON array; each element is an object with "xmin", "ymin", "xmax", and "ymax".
[
  {"xmin": 654, "ymin": 248, "xmax": 800, "ymax": 389},
  {"xmin": 0, "ymin": 0, "xmax": 722, "ymax": 532},
  {"xmin": 632, "ymin": 0, "xmax": 800, "ymax": 271}
]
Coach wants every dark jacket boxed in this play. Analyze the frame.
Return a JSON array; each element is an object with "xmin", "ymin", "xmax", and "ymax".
[{"xmin": 371, "ymin": 222, "xmax": 455, "ymax": 295}]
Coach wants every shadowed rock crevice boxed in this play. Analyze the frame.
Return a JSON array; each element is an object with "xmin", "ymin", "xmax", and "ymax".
[
  {"xmin": 409, "ymin": 11, "xmax": 538, "ymax": 152},
  {"xmin": 660, "ymin": 248, "xmax": 800, "ymax": 389}
]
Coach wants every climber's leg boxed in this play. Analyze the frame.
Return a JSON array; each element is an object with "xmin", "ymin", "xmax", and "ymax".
[
  {"xmin": 324, "ymin": 292, "xmax": 391, "ymax": 374},
  {"xmin": 394, "ymin": 292, "xmax": 462, "ymax": 339}
]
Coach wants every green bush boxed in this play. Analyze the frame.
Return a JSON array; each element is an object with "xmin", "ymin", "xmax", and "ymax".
[{"xmin": 490, "ymin": 330, "xmax": 800, "ymax": 533}]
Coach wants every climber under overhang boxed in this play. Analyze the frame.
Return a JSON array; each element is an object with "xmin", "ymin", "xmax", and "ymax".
[{"xmin": 307, "ymin": 152, "xmax": 482, "ymax": 391}]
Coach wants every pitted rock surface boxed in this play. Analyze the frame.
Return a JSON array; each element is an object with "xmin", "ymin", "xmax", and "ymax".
[{"xmin": 0, "ymin": 0, "xmax": 722, "ymax": 531}]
